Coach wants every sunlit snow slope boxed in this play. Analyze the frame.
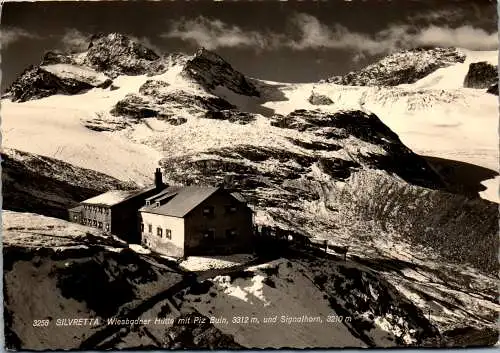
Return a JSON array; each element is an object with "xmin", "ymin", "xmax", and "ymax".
[{"xmin": 260, "ymin": 49, "xmax": 498, "ymax": 202}]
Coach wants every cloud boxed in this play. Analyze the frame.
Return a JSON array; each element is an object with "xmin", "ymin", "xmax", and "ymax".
[
  {"xmin": 414, "ymin": 25, "xmax": 498, "ymax": 50},
  {"xmin": 60, "ymin": 29, "xmax": 90, "ymax": 52},
  {"xmin": 0, "ymin": 28, "xmax": 38, "ymax": 47},
  {"xmin": 162, "ymin": 16, "xmax": 273, "ymax": 50},
  {"xmin": 163, "ymin": 13, "xmax": 498, "ymax": 54}
]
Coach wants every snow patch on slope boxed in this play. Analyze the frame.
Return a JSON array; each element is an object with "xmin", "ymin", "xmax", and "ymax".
[{"xmin": 183, "ymin": 259, "xmax": 365, "ymax": 348}]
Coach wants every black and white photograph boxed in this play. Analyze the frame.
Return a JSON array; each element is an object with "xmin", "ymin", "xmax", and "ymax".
[{"xmin": 1, "ymin": 0, "xmax": 499, "ymax": 350}]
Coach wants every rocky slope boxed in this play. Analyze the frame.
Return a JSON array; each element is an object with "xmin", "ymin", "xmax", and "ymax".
[
  {"xmin": 7, "ymin": 65, "xmax": 112, "ymax": 102},
  {"xmin": 1, "ymin": 148, "xmax": 136, "ymax": 219},
  {"xmin": 2, "ymin": 211, "xmax": 185, "ymax": 351},
  {"xmin": 326, "ymin": 48, "xmax": 466, "ymax": 86}
]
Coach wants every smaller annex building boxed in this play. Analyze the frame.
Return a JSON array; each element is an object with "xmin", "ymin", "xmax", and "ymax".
[
  {"xmin": 139, "ymin": 186, "xmax": 254, "ymax": 257},
  {"xmin": 68, "ymin": 169, "xmax": 168, "ymax": 243}
]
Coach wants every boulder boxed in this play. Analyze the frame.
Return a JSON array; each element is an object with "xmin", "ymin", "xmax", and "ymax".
[{"xmin": 464, "ymin": 62, "xmax": 498, "ymax": 89}]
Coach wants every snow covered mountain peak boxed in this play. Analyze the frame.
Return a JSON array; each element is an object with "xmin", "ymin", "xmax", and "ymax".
[
  {"xmin": 83, "ymin": 32, "xmax": 161, "ymax": 77},
  {"xmin": 326, "ymin": 47, "xmax": 466, "ymax": 87},
  {"xmin": 181, "ymin": 46, "xmax": 260, "ymax": 97}
]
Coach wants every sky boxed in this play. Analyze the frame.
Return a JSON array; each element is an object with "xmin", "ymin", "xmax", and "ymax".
[{"xmin": 0, "ymin": 0, "xmax": 498, "ymax": 90}]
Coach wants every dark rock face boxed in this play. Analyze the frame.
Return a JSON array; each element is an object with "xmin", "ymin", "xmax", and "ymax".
[
  {"xmin": 287, "ymin": 137, "xmax": 342, "ymax": 152},
  {"xmin": 138, "ymin": 79, "xmax": 236, "ymax": 112},
  {"xmin": 111, "ymin": 87, "xmax": 236, "ymax": 121},
  {"xmin": 138, "ymin": 79, "xmax": 170, "ymax": 96},
  {"xmin": 487, "ymin": 83, "xmax": 498, "ymax": 95},
  {"xmin": 111, "ymin": 94, "xmax": 160, "ymax": 119},
  {"xmin": 463, "ymin": 62, "xmax": 498, "ymax": 89},
  {"xmin": 204, "ymin": 109, "xmax": 256, "ymax": 124},
  {"xmin": 41, "ymin": 51, "xmax": 76, "ymax": 65},
  {"xmin": 271, "ymin": 109, "xmax": 445, "ymax": 190},
  {"xmin": 8, "ymin": 66, "xmax": 95, "ymax": 102},
  {"xmin": 318, "ymin": 158, "xmax": 360, "ymax": 180},
  {"xmin": 182, "ymin": 48, "xmax": 260, "ymax": 97},
  {"xmin": 156, "ymin": 92, "xmax": 234, "ymax": 112},
  {"xmin": 308, "ymin": 92, "xmax": 333, "ymax": 105},
  {"xmin": 84, "ymin": 33, "xmax": 161, "ymax": 77},
  {"xmin": 327, "ymin": 47, "xmax": 466, "ymax": 86}
]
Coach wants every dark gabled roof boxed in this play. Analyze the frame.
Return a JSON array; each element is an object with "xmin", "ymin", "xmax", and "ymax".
[
  {"xmin": 81, "ymin": 185, "xmax": 159, "ymax": 207},
  {"xmin": 140, "ymin": 186, "xmax": 224, "ymax": 218}
]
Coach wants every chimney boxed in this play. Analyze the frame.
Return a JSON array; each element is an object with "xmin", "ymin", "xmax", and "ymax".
[{"xmin": 154, "ymin": 168, "xmax": 164, "ymax": 189}]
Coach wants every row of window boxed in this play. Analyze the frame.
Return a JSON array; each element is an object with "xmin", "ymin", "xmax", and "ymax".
[
  {"xmin": 141, "ymin": 223, "xmax": 172, "ymax": 240},
  {"xmin": 202, "ymin": 205, "xmax": 238, "ymax": 217},
  {"xmin": 84, "ymin": 205, "xmax": 109, "ymax": 215},
  {"xmin": 202, "ymin": 229, "xmax": 238, "ymax": 241},
  {"xmin": 83, "ymin": 218, "xmax": 110, "ymax": 231}
]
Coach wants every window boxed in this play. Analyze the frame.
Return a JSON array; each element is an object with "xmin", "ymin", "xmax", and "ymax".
[
  {"xmin": 148, "ymin": 224, "xmax": 152, "ymax": 233},
  {"xmin": 165, "ymin": 229, "xmax": 172, "ymax": 240},
  {"xmin": 226, "ymin": 229, "xmax": 238, "ymax": 239},
  {"xmin": 105, "ymin": 224, "xmax": 110, "ymax": 232},
  {"xmin": 93, "ymin": 220, "xmax": 97, "ymax": 226},
  {"xmin": 202, "ymin": 229, "xmax": 215, "ymax": 242},
  {"xmin": 225, "ymin": 205, "xmax": 237, "ymax": 214},
  {"xmin": 73, "ymin": 215, "xmax": 78, "ymax": 221},
  {"xmin": 141, "ymin": 223, "xmax": 144, "ymax": 232},
  {"xmin": 98, "ymin": 222, "xmax": 103, "ymax": 229},
  {"xmin": 157, "ymin": 227, "xmax": 163, "ymax": 237},
  {"xmin": 203, "ymin": 206, "xmax": 214, "ymax": 217},
  {"xmin": 145, "ymin": 201, "xmax": 151, "ymax": 206}
]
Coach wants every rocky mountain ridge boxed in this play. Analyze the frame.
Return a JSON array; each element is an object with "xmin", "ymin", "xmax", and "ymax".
[
  {"xmin": 6, "ymin": 33, "xmax": 259, "ymax": 103},
  {"xmin": 326, "ymin": 47, "xmax": 466, "ymax": 86}
]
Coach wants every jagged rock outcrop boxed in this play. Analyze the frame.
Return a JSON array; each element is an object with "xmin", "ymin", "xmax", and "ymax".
[
  {"xmin": 327, "ymin": 47, "xmax": 466, "ymax": 86},
  {"xmin": 111, "ymin": 94, "xmax": 160, "ymax": 119},
  {"xmin": 7, "ymin": 65, "xmax": 110, "ymax": 102},
  {"xmin": 41, "ymin": 51, "xmax": 76, "ymax": 65},
  {"xmin": 84, "ymin": 33, "xmax": 161, "ymax": 77},
  {"xmin": 204, "ymin": 109, "xmax": 256, "ymax": 124},
  {"xmin": 138, "ymin": 79, "xmax": 170, "ymax": 96},
  {"xmin": 137, "ymin": 80, "xmax": 235, "ymax": 112},
  {"xmin": 308, "ymin": 91, "xmax": 333, "ymax": 105},
  {"xmin": 110, "ymin": 88, "xmax": 236, "ymax": 122},
  {"xmin": 463, "ymin": 61, "xmax": 498, "ymax": 89},
  {"xmin": 271, "ymin": 109, "xmax": 446, "ymax": 189},
  {"xmin": 182, "ymin": 48, "xmax": 260, "ymax": 97}
]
